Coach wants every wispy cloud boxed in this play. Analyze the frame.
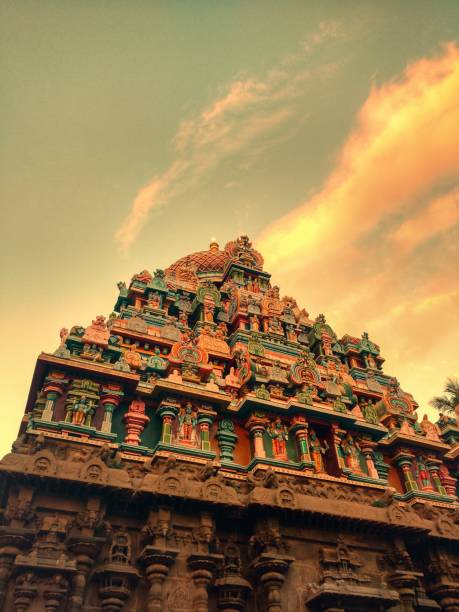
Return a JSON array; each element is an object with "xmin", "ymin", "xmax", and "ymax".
[
  {"xmin": 257, "ymin": 43, "xmax": 459, "ymax": 413},
  {"xmin": 257, "ymin": 43, "xmax": 459, "ymax": 271},
  {"xmin": 115, "ymin": 22, "xmax": 343, "ymax": 252},
  {"xmin": 390, "ymin": 186, "xmax": 459, "ymax": 253}
]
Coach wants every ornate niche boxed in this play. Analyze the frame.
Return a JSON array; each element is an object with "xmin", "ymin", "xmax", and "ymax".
[
  {"xmin": 64, "ymin": 378, "xmax": 101, "ymax": 430},
  {"xmin": 266, "ymin": 418, "xmax": 290, "ymax": 462},
  {"xmin": 305, "ymin": 536, "xmax": 399, "ymax": 610},
  {"xmin": 157, "ymin": 400, "xmax": 217, "ymax": 458},
  {"xmin": 13, "ymin": 514, "xmax": 77, "ymax": 610},
  {"xmin": 339, "ymin": 433, "xmax": 369, "ymax": 477},
  {"xmin": 168, "ymin": 330, "xmax": 212, "ymax": 383},
  {"xmin": 94, "ymin": 530, "xmax": 140, "ymax": 611},
  {"xmin": 168, "ymin": 402, "xmax": 198, "ymax": 448}
]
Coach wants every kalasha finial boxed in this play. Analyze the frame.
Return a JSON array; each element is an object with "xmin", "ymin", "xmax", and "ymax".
[{"xmin": 209, "ymin": 237, "xmax": 219, "ymax": 252}]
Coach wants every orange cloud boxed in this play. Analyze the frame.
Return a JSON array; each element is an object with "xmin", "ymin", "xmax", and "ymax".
[
  {"xmin": 257, "ymin": 43, "xmax": 459, "ymax": 272},
  {"xmin": 390, "ymin": 186, "xmax": 459, "ymax": 252}
]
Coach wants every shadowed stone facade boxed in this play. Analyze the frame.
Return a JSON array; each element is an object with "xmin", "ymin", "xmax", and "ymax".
[{"xmin": 1, "ymin": 236, "xmax": 458, "ymax": 611}]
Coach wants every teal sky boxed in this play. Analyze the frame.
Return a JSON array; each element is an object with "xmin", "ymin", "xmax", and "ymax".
[{"xmin": 1, "ymin": 1, "xmax": 458, "ymax": 455}]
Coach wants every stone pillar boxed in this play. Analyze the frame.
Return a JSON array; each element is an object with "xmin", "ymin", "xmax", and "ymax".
[
  {"xmin": 196, "ymin": 409, "xmax": 216, "ymax": 452},
  {"xmin": 43, "ymin": 574, "xmax": 68, "ymax": 612},
  {"xmin": 0, "ymin": 531, "xmax": 33, "ymax": 609},
  {"xmin": 387, "ymin": 571, "xmax": 418, "ymax": 612},
  {"xmin": 252, "ymin": 553, "xmax": 292, "ymax": 612},
  {"xmin": 331, "ymin": 425, "xmax": 346, "ymax": 471},
  {"xmin": 359, "ymin": 439, "xmax": 379, "ymax": 479},
  {"xmin": 138, "ymin": 547, "xmax": 177, "ymax": 612},
  {"xmin": 187, "ymin": 554, "xmax": 220, "ymax": 612},
  {"xmin": 100, "ymin": 385, "xmax": 123, "ymax": 433},
  {"xmin": 395, "ymin": 455, "xmax": 418, "ymax": 492},
  {"xmin": 0, "ymin": 554, "xmax": 13, "ymax": 608},
  {"xmin": 216, "ymin": 419, "xmax": 238, "ymax": 462},
  {"xmin": 96, "ymin": 569, "xmax": 139, "ymax": 612},
  {"xmin": 41, "ymin": 374, "xmax": 67, "ymax": 421},
  {"xmin": 246, "ymin": 415, "xmax": 267, "ymax": 459},
  {"xmin": 157, "ymin": 401, "xmax": 179, "ymax": 445},
  {"xmin": 438, "ymin": 465, "xmax": 457, "ymax": 496},
  {"xmin": 14, "ymin": 572, "xmax": 37, "ymax": 612},
  {"xmin": 123, "ymin": 398, "xmax": 150, "ymax": 445},
  {"xmin": 426, "ymin": 459, "xmax": 447, "ymax": 495},
  {"xmin": 290, "ymin": 416, "xmax": 310, "ymax": 463},
  {"xmin": 424, "ymin": 546, "xmax": 459, "ymax": 611},
  {"xmin": 67, "ymin": 540, "xmax": 101, "ymax": 612},
  {"xmin": 215, "ymin": 545, "xmax": 251, "ymax": 612}
]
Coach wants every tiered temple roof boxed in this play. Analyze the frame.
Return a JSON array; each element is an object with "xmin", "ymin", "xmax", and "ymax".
[{"xmin": 1, "ymin": 235, "xmax": 458, "ymax": 611}]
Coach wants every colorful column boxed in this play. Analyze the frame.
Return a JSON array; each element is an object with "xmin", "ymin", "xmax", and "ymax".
[
  {"xmin": 41, "ymin": 372, "xmax": 68, "ymax": 421},
  {"xmin": 123, "ymin": 399, "xmax": 150, "ymax": 445},
  {"xmin": 426, "ymin": 459, "xmax": 447, "ymax": 496},
  {"xmin": 246, "ymin": 415, "xmax": 267, "ymax": 459},
  {"xmin": 158, "ymin": 401, "xmax": 179, "ymax": 445},
  {"xmin": 395, "ymin": 454, "xmax": 418, "ymax": 492},
  {"xmin": 290, "ymin": 416, "xmax": 310, "ymax": 463},
  {"xmin": 216, "ymin": 419, "xmax": 238, "ymax": 462},
  {"xmin": 359, "ymin": 443, "xmax": 379, "ymax": 479},
  {"xmin": 197, "ymin": 412, "xmax": 214, "ymax": 452},
  {"xmin": 331, "ymin": 425, "xmax": 346, "ymax": 471},
  {"xmin": 100, "ymin": 385, "xmax": 123, "ymax": 433}
]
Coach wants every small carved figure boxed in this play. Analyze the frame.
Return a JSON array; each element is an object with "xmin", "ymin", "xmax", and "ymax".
[
  {"xmin": 82, "ymin": 315, "xmax": 110, "ymax": 347},
  {"xmin": 361, "ymin": 399, "xmax": 379, "ymax": 424},
  {"xmin": 309, "ymin": 429, "xmax": 328, "ymax": 473},
  {"xmin": 117, "ymin": 280, "xmax": 127, "ymax": 294},
  {"xmin": 372, "ymin": 486, "xmax": 396, "ymax": 507},
  {"xmin": 413, "ymin": 455, "xmax": 433, "ymax": 490},
  {"xmin": 147, "ymin": 291, "xmax": 161, "ymax": 309},
  {"xmin": 198, "ymin": 460, "xmax": 220, "ymax": 481},
  {"xmin": 114, "ymin": 354, "xmax": 131, "ymax": 372},
  {"xmin": 66, "ymin": 395, "xmax": 94, "ymax": 427},
  {"xmin": 268, "ymin": 418, "xmax": 288, "ymax": 459},
  {"xmin": 30, "ymin": 434, "xmax": 45, "ymax": 454},
  {"xmin": 366, "ymin": 354, "xmax": 377, "ymax": 369},
  {"xmin": 420, "ymin": 414, "xmax": 442, "ymax": 441},
  {"xmin": 81, "ymin": 343, "xmax": 103, "ymax": 362},
  {"xmin": 110, "ymin": 532, "xmax": 131, "ymax": 564},
  {"xmin": 53, "ymin": 327, "xmax": 71, "ymax": 358},
  {"xmin": 92, "ymin": 443, "xmax": 123, "ymax": 468},
  {"xmin": 123, "ymin": 344, "xmax": 142, "ymax": 370},
  {"xmin": 255, "ymin": 384, "xmax": 270, "ymax": 400},
  {"xmin": 269, "ymin": 384, "xmax": 284, "ymax": 400},
  {"xmin": 248, "ymin": 466, "xmax": 279, "ymax": 489},
  {"xmin": 340, "ymin": 434, "xmax": 362, "ymax": 473},
  {"xmin": 176, "ymin": 403, "xmax": 198, "ymax": 445}
]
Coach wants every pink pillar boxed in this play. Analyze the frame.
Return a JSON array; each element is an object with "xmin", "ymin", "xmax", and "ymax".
[{"xmin": 123, "ymin": 399, "xmax": 150, "ymax": 445}]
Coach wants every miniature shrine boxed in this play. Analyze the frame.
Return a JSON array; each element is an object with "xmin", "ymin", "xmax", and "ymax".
[{"xmin": 1, "ymin": 236, "xmax": 458, "ymax": 611}]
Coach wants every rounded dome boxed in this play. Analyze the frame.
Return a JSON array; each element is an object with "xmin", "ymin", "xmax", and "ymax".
[
  {"xmin": 165, "ymin": 236, "xmax": 264, "ymax": 279},
  {"xmin": 165, "ymin": 241, "xmax": 230, "ymax": 276}
]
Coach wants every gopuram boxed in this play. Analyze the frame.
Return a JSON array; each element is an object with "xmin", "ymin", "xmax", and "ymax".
[{"xmin": 1, "ymin": 236, "xmax": 459, "ymax": 612}]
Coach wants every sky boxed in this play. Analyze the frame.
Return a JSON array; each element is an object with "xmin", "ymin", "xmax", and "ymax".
[{"xmin": 1, "ymin": 1, "xmax": 458, "ymax": 457}]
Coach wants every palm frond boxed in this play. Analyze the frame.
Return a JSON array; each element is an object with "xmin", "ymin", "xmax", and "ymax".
[
  {"xmin": 445, "ymin": 377, "xmax": 459, "ymax": 401},
  {"xmin": 429, "ymin": 395, "xmax": 454, "ymax": 413}
]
